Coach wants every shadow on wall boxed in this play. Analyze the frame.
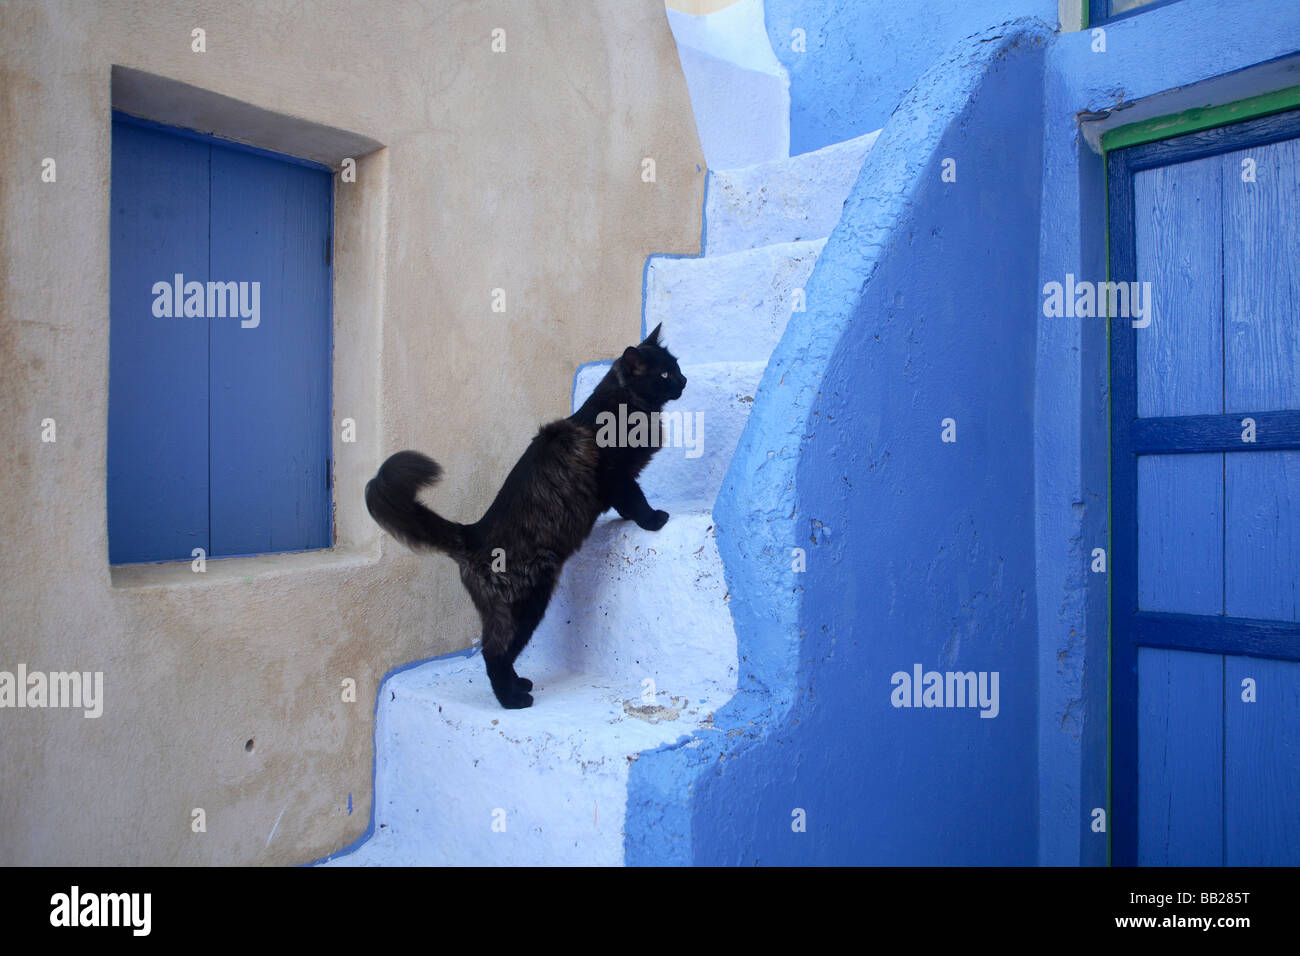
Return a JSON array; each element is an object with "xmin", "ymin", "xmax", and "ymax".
[{"xmin": 626, "ymin": 21, "xmax": 1053, "ymax": 865}]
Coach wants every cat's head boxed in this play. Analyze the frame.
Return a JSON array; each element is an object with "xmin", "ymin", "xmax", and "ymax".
[{"xmin": 618, "ymin": 323, "xmax": 687, "ymax": 403}]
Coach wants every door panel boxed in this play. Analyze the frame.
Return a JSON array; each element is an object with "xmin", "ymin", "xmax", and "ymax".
[
  {"xmin": 1137, "ymin": 647, "xmax": 1224, "ymax": 866},
  {"xmin": 1137, "ymin": 453, "xmax": 1223, "ymax": 616},
  {"xmin": 1225, "ymin": 452, "xmax": 1300, "ymax": 622},
  {"xmin": 1133, "ymin": 156, "xmax": 1222, "ymax": 418},
  {"xmin": 1223, "ymin": 137, "xmax": 1300, "ymax": 414},
  {"xmin": 1223, "ymin": 656, "xmax": 1300, "ymax": 865}
]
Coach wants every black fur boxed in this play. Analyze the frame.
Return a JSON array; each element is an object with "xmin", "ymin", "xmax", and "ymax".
[{"xmin": 365, "ymin": 324, "xmax": 687, "ymax": 709}]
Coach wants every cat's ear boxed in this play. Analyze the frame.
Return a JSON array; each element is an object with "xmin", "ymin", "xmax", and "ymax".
[
  {"xmin": 621, "ymin": 346, "xmax": 646, "ymax": 375},
  {"xmin": 642, "ymin": 323, "xmax": 663, "ymax": 346}
]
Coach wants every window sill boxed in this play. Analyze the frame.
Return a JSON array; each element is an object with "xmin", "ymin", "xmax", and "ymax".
[{"xmin": 109, "ymin": 543, "xmax": 380, "ymax": 589}]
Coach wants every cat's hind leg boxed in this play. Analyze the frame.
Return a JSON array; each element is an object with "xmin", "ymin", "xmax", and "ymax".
[
  {"xmin": 505, "ymin": 571, "xmax": 558, "ymax": 699},
  {"xmin": 484, "ymin": 645, "xmax": 532, "ymax": 709},
  {"xmin": 480, "ymin": 604, "xmax": 534, "ymax": 710}
]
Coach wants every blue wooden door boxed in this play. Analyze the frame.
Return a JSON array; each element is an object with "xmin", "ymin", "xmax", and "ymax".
[
  {"xmin": 109, "ymin": 114, "xmax": 333, "ymax": 564},
  {"xmin": 1110, "ymin": 109, "xmax": 1300, "ymax": 865}
]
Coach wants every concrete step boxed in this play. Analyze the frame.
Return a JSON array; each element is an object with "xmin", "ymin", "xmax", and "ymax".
[
  {"xmin": 666, "ymin": 0, "xmax": 789, "ymax": 169},
  {"xmin": 322, "ymin": 512, "xmax": 736, "ymax": 866},
  {"xmin": 522, "ymin": 511, "xmax": 736, "ymax": 679},
  {"xmin": 572, "ymin": 360, "xmax": 765, "ymax": 512},
  {"xmin": 645, "ymin": 239, "xmax": 825, "ymax": 366},
  {"xmin": 324, "ymin": 652, "xmax": 728, "ymax": 866},
  {"xmin": 705, "ymin": 129, "xmax": 881, "ymax": 256}
]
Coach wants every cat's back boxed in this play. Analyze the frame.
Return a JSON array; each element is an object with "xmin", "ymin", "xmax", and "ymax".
[
  {"xmin": 472, "ymin": 417, "xmax": 603, "ymax": 551},
  {"xmin": 528, "ymin": 418, "xmax": 601, "ymax": 495}
]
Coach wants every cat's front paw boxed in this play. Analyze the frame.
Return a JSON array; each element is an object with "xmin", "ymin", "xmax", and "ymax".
[{"xmin": 638, "ymin": 509, "xmax": 669, "ymax": 531}]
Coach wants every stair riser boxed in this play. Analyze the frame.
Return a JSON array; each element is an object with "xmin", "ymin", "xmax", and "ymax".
[
  {"xmin": 572, "ymin": 361, "xmax": 764, "ymax": 510},
  {"xmin": 646, "ymin": 240, "xmax": 824, "ymax": 366},
  {"xmin": 369, "ymin": 684, "xmax": 630, "ymax": 865},
  {"xmin": 522, "ymin": 515, "xmax": 738, "ymax": 692},
  {"xmin": 704, "ymin": 129, "xmax": 880, "ymax": 256}
]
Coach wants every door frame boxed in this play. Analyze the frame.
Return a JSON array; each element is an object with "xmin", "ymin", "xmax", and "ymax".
[{"xmin": 1107, "ymin": 105, "xmax": 1300, "ymax": 866}]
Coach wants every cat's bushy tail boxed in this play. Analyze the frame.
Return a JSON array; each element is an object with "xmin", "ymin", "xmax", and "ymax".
[{"xmin": 365, "ymin": 450, "xmax": 469, "ymax": 557}]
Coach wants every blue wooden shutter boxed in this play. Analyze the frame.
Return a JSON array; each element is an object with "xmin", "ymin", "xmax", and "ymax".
[
  {"xmin": 209, "ymin": 143, "xmax": 333, "ymax": 557},
  {"xmin": 108, "ymin": 118, "xmax": 211, "ymax": 564},
  {"xmin": 109, "ymin": 114, "xmax": 333, "ymax": 563}
]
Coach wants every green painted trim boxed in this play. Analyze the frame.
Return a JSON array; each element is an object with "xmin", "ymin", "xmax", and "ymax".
[
  {"xmin": 1102, "ymin": 84, "xmax": 1300, "ymax": 152},
  {"xmin": 1082, "ymin": 0, "xmax": 1089, "ymax": 30}
]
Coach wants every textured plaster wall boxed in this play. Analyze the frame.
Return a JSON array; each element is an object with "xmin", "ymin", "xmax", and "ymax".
[
  {"xmin": 627, "ymin": 22, "xmax": 1053, "ymax": 865},
  {"xmin": 0, "ymin": 0, "xmax": 703, "ymax": 865},
  {"xmin": 762, "ymin": 0, "xmax": 1059, "ymax": 155}
]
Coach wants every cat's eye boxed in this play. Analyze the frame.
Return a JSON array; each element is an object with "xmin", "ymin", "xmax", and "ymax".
[{"xmin": 660, "ymin": 371, "xmax": 669, "ymax": 378}]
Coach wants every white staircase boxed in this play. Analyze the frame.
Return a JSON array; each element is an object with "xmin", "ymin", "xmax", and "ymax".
[{"xmin": 322, "ymin": 1, "xmax": 879, "ymax": 867}]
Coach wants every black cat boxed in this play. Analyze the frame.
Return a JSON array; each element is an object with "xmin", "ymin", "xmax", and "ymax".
[{"xmin": 365, "ymin": 324, "xmax": 687, "ymax": 709}]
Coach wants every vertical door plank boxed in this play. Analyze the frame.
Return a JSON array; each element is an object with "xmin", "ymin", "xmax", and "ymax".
[
  {"xmin": 1222, "ymin": 137, "xmax": 1300, "ymax": 414},
  {"xmin": 108, "ymin": 118, "xmax": 210, "ymax": 564},
  {"xmin": 1132, "ymin": 156, "xmax": 1223, "ymax": 418},
  {"xmin": 1138, "ymin": 453, "xmax": 1224, "ymax": 614},
  {"xmin": 1224, "ymin": 655, "xmax": 1300, "ymax": 864},
  {"xmin": 209, "ymin": 145, "xmax": 332, "ymax": 557},
  {"xmin": 1138, "ymin": 647, "xmax": 1224, "ymax": 865},
  {"xmin": 1223, "ymin": 138, "xmax": 1300, "ymax": 623},
  {"xmin": 1226, "ymin": 452, "xmax": 1300, "ymax": 622}
]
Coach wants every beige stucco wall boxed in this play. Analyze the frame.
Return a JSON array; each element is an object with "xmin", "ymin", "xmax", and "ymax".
[
  {"xmin": 0, "ymin": 0, "xmax": 704, "ymax": 864},
  {"xmin": 665, "ymin": 0, "xmax": 743, "ymax": 14}
]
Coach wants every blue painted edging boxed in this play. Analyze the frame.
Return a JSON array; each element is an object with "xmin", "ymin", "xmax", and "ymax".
[
  {"xmin": 640, "ymin": 167, "xmax": 711, "ymax": 343},
  {"xmin": 625, "ymin": 21, "xmax": 1055, "ymax": 866},
  {"xmin": 308, "ymin": 645, "xmax": 477, "ymax": 865},
  {"xmin": 571, "ymin": 360, "xmax": 611, "ymax": 412}
]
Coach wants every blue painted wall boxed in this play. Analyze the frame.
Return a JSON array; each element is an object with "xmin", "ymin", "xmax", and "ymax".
[
  {"xmin": 627, "ymin": 23, "xmax": 1051, "ymax": 865},
  {"xmin": 763, "ymin": 0, "xmax": 1057, "ymax": 155}
]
